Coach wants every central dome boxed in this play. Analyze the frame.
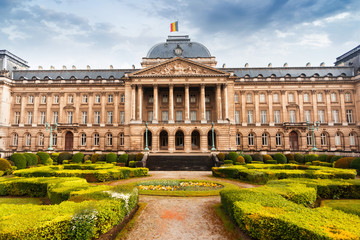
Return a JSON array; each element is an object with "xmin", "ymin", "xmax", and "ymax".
[{"xmin": 146, "ymin": 35, "xmax": 212, "ymax": 59}]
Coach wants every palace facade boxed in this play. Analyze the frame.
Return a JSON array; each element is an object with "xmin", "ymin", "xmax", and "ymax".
[{"xmin": 1, "ymin": 36, "xmax": 360, "ymax": 154}]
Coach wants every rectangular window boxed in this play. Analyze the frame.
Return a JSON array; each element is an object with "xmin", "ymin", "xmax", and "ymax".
[
  {"xmin": 120, "ymin": 111, "xmax": 125, "ymax": 124},
  {"xmin": 305, "ymin": 110, "xmax": 311, "ymax": 122},
  {"xmin": 27, "ymin": 111, "xmax": 33, "ymax": 124},
  {"xmin": 81, "ymin": 111, "xmax": 87, "ymax": 124},
  {"xmin": 28, "ymin": 95, "xmax": 34, "ymax": 104},
  {"xmin": 331, "ymin": 93, "xmax": 337, "ymax": 102},
  {"xmin": 68, "ymin": 95, "xmax": 73, "ymax": 104},
  {"xmin": 120, "ymin": 94, "xmax": 125, "ymax": 103},
  {"xmin": 41, "ymin": 95, "xmax": 46, "ymax": 104},
  {"xmin": 16, "ymin": 96, "xmax": 21, "ymax": 104},
  {"xmin": 303, "ymin": 93, "xmax": 309, "ymax": 102},
  {"xmin": 148, "ymin": 111, "xmax": 153, "ymax": 122},
  {"xmin": 246, "ymin": 94, "xmax": 252, "ymax": 103},
  {"xmin": 288, "ymin": 93, "xmax": 294, "ymax": 102},
  {"xmin": 53, "ymin": 112, "xmax": 58, "ymax": 124},
  {"xmin": 247, "ymin": 110, "xmax": 253, "ymax": 124},
  {"xmin": 82, "ymin": 95, "xmax": 88, "ymax": 103},
  {"xmin": 162, "ymin": 111, "xmax": 168, "ymax": 121},
  {"xmin": 274, "ymin": 110, "xmax": 280, "ymax": 123},
  {"xmin": 40, "ymin": 112, "xmax": 46, "ymax": 124},
  {"xmin": 14, "ymin": 112, "xmax": 20, "ymax": 124},
  {"xmin": 332, "ymin": 110, "xmax": 339, "ymax": 123},
  {"xmin": 108, "ymin": 94, "xmax": 113, "ymax": 103},
  {"xmin": 317, "ymin": 93, "xmax": 323, "ymax": 102},
  {"xmin": 235, "ymin": 111, "xmax": 240, "ymax": 124},
  {"xmin": 206, "ymin": 110, "xmax": 211, "ymax": 121},
  {"xmin": 95, "ymin": 95, "xmax": 100, "ymax": 103},
  {"xmin": 318, "ymin": 110, "xmax": 325, "ymax": 123},
  {"xmin": 234, "ymin": 94, "xmax": 239, "ymax": 103},
  {"xmin": 94, "ymin": 111, "xmax": 100, "ymax": 124},
  {"xmin": 190, "ymin": 94, "xmax": 196, "ymax": 103},
  {"xmin": 191, "ymin": 111, "xmax": 197, "ymax": 121},
  {"xmin": 148, "ymin": 94, "xmax": 153, "ymax": 103},
  {"xmin": 54, "ymin": 95, "xmax": 59, "ymax": 104},
  {"xmin": 176, "ymin": 111, "xmax": 183, "ymax": 121},
  {"xmin": 273, "ymin": 93, "xmax": 279, "ymax": 103},
  {"xmin": 345, "ymin": 93, "xmax": 351, "ymax": 102},
  {"xmin": 346, "ymin": 110, "xmax": 353, "ymax": 123},
  {"xmin": 162, "ymin": 94, "xmax": 168, "ymax": 103},
  {"xmin": 289, "ymin": 110, "xmax": 296, "ymax": 123},
  {"xmin": 259, "ymin": 94, "xmax": 265, "ymax": 103},
  {"xmin": 205, "ymin": 94, "xmax": 210, "ymax": 103},
  {"xmin": 107, "ymin": 111, "xmax": 113, "ymax": 124},
  {"xmin": 260, "ymin": 110, "xmax": 267, "ymax": 124},
  {"xmin": 176, "ymin": 95, "xmax": 182, "ymax": 103},
  {"xmin": 67, "ymin": 112, "xmax": 73, "ymax": 124}
]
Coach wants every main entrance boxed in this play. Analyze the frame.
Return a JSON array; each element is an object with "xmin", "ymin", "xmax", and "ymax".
[
  {"xmin": 289, "ymin": 131, "xmax": 299, "ymax": 151},
  {"xmin": 65, "ymin": 131, "xmax": 73, "ymax": 151},
  {"xmin": 160, "ymin": 130, "xmax": 168, "ymax": 150},
  {"xmin": 191, "ymin": 130, "xmax": 200, "ymax": 150}
]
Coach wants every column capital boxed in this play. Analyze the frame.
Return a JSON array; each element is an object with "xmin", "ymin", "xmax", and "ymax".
[
  {"xmin": 311, "ymin": 90, "xmax": 317, "ymax": 94},
  {"xmin": 280, "ymin": 90, "xmax": 286, "ymax": 94},
  {"xmin": 253, "ymin": 90, "xmax": 259, "ymax": 94},
  {"xmin": 137, "ymin": 84, "xmax": 142, "ymax": 88},
  {"xmin": 297, "ymin": 90, "xmax": 302, "ymax": 94},
  {"xmin": 222, "ymin": 83, "xmax": 227, "ymax": 87},
  {"xmin": 153, "ymin": 84, "xmax": 158, "ymax": 88},
  {"xmin": 169, "ymin": 83, "xmax": 174, "ymax": 88},
  {"xmin": 184, "ymin": 83, "xmax": 189, "ymax": 88},
  {"xmin": 267, "ymin": 90, "xmax": 272, "ymax": 94},
  {"xmin": 339, "ymin": 89, "xmax": 344, "ymax": 93},
  {"xmin": 324, "ymin": 90, "xmax": 330, "ymax": 94},
  {"xmin": 239, "ymin": 90, "xmax": 246, "ymax": 94}
]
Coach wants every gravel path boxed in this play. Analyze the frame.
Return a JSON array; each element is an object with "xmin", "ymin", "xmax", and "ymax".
[{"xmin": 111, "ymin": 171, "xmax": 256, "ymax": 240}]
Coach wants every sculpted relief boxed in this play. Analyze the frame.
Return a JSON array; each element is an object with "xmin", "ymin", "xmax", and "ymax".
[{"xmin": 144, "ymin": 62, "xmax": 213, "ymax": 75}]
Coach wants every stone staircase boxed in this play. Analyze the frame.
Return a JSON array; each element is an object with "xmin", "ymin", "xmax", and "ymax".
[{"xmin": 146, "ymin": 154, "xmax": 214, "ymax": 171}]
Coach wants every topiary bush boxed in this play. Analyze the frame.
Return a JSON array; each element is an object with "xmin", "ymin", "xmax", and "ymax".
[
  {"xmin": 244, "ymin": 155, "xmax": 252, "ymax": 163},
  {"xmin": 106, "ymin": 153, "xmax": 117, "ymax": 163},
  {"xmin": 24, "ymin": 153, "xmax": 38, "ymax": 166},
  {"xmin": 10, "ymin": 153, "xmax": 27, "ymax": 170},
  {"xmin": 263, "ymin": 154, "xmax": 273, "ymax": 161},
  {"xmin": 334, "ymin": 157, "xmax": 356, "ymax": 169},
  {"xmin": 223, "ymin": 160, "xmax": 233, "ymax": 165},
  {"xmin": 50, "ymin": 153, "xmax": 60, "ymax": 163},
  {"xmin": 90, "ymin": 153, "xmax": 99, "ymax": 163},
  {"xmin": 99, "ymin": 154, "xmax": 107, "ymax": 162},
  {"xmin": 36, "ymin": 152, "xmax": 50, "ymax": 165},
  {"xmin": 274, "ymin": 153, "xmax": 287, "ymax": 164},
  {"xmin": 217, "ymin": 153, "xmax": 225, "ymax": 161},
  {"xmin": 285, "ymin": 154, "xmax": 294, "ymax": 162},
  {"xmin": 350, "ymin": 157, "xmax": 360, "ymax": 174},
  {"xmin": 318, "ymin": 154, "xmax": 328, "ymax": 162},
  {"xmin": 304, "ymin": 154, "xmax": 318, "ymax": 163},
  {"xmin": 330, "ymin": 155, "xmax": 343, "ymax": 163},
  {"xmin": 252, "ymin": 153, "xmax": 263, "ymax": 162},
  {"xmin": 129, "ymin": 161, "xmax": 137, "ymax": 168},
  {"xmin": 229, "ymin": 152, "xmax": 238, "ymax": 163},
  {"xmin": 83, "ymin": 155, "xmax": 91, "ymax": 161},
  {"xmin": 294, "ymin": 153, "xmax": 305, "ymax": 164},
  {"xmin": 118, "ymin": 154, "xmax": 128, "ymax": 163},
  {"xmin": 72, "ymin": 153, "xmax": 84, "ymax": 163},
  {"xmin": 44, "ymin": 158, "xmax": 53, "ymax": 166},
  {"xmin": 84, "ymin": 160, "xmax": 92, "ymax": 164},
  {"xmin": 265, "ymin": 160, "xmax": 278, "ymax": 164},
  {"xmin": 58, "ymin": 152, "xmax": 73, "ymax": 164},
  {"xmin": 135, "ymin": 153, "xmax": 144, "ymax": 161},
  {"xmin": 236, "ymin": 156, "xmax": 245, "ymax": 164},
  {"xmin": 0, "ymin": 158, "xmax": 12, "ymax": 171},
  {"xmin": 326, "ymin": 155, "xmax": 334, "ymax": 163}
]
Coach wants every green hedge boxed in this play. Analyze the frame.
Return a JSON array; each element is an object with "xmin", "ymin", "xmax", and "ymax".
[
  {"xmin": 0, "ymin": 158, "xmax": 12, "ymax": 171},
  {"xmin": 10, "ymin": 153, "xmax": 27, "ymax": 170},
  {"xmin": 58, "ymin": 152, "xmax": 73, "ymax": 164},
  {"xmin": 36, "ymin": 152, "xmax": 50, "ymax": 164},
  {"xmin": 24, "ymin": 153, "xmax": 38, "ymax": 166},
  {"xmin": 72, "ymin": 152, "xmax": 84, "ymax": 163},
  {"xmin": 274, "ymin": 153, "xmax": 287, "ymax": 164},
  {"xmin": 106, "ymin": 153, "xmax": 117, "ymax": 163},
  {"xmin": 118, "ymin": 154, "xmax": 128, "ymax": 163}
]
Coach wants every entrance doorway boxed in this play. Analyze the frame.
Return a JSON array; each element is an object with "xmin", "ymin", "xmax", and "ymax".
[
  {"xmin": 159, "ymin": 130, "xmax": 168, "ymax": 150},
  {"xmin": 191, "ymin": 130, "xmax": 200, "ymax": 150},
  {"xmin": 208, "ymin": 130, "xmax": 216, "ymax": 149},
  {"xmin": 175, "ymin": 130, "xmax": 184, "ymax": 150},
  {"xmin": 143, "ymin": 131, "xmax": 152, "ymax": 150},
  {"xmin": 65, "ymin": 131, "xmax": 73, "ymax": 151},
  {"xmin": 289, "ymin": 131, "xmax": 299, "ymax": 151}
]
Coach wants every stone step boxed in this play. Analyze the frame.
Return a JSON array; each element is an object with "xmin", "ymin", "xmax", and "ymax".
[{"xmin": 146, "ymin": 155, "xmax": 214, "ymax": 171}]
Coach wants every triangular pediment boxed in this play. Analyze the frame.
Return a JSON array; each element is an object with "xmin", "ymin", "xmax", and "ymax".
[{"xmin": 130, "ymin": 57, "xmax": 229, "ymax": 77}]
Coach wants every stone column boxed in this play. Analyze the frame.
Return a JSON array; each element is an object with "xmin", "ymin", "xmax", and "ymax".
[
  {"xmin": 216, "ymin": 83, "xmax": 222, "ymax": 122},
  {"xmin": 281, "ymin": 90, "xmax": 287, "ymax": 122},
  {"xmin": 100, "ymin": 93, "xmax": 106, "ymax": 126},
  {"xmin": 46, "ymin": 93, "xmax": 52, "ymax": 124},
  {"xmin": 88, "ymin": 93, "xmax": 93, "ymax": 126},
  {"xmin": 114, "ymin": 92, "xmax": 119, "ymax": 126},
  {"xmin": 169, "ymin": 84, "xmax": 174, "ymax": 123},
  {"xmin": 223, "ymin": 84, "xmax": 229, "ymax": 120},
  {"xmin": 33, "ymin": 93, "xmax": 39, "ymax": 126},
  {"xmin": 268, "ymin": 90, "xmax": 273, "ymax": 125},
  {"xmin": 59, "ymin": 93, "xmax": 65, "ymax": 123},
  {"xmin": 20, "ymin": 94, "xmax": 26, "ymax": 125},
  {"xmin": 185, "ymin": 84, "xmax": 190, "ymax": 123},
  {"xmin": 240, "ymin": 91, "xmax": 247, "ymax": 126},
  {"xmin": 200, "ymin": 84, "xmax": 206, "ymax": 123},
  {"xmin": 298, "ymin": 91, "xmax": 304, "ymax": 122},
  {"xmin": 325, "ymin": 90, "xmax": 332, "ymax": 124},
  {"xmin": 153, "ymin": 84, "xmax": 158, "ymax": 123},
  {"xmin": 339, "ymin": 90, "xmax": 347, "ymax": 125},
  {"xmin": 254, "ymin": 91, "xmax": 260, "ymax": 125},
  {"xmin": 137, "ymin": 85, "xmax": 143, "ymax": 122},
  {"xmin": 75, "ymin": 93, "xmax": 80, "ymax": 124},
  {"xmin": 312, "ymin": 90, "xmax": 318, "ymax": 124},
  {"xmin": 131, "ymin": 84, "xmax": 136, "ymax": 121}
]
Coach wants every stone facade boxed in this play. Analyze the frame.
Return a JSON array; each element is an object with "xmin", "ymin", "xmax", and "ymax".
[{"xmin": 1, "ymin": 36, "xmax": 360, "ymax": 154}]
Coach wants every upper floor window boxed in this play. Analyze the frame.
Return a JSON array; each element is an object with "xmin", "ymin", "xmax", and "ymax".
[
  {"xmin": 331, "ymin": 93, "xmax": 337, "ymax": 102},
  {"xmin": 95, "ymin": 95, "xmax": 100, "ymax": 103},
  {"xmin": 248, "ymin": 133, "xmax": 254, "ymax": 146},
  {"xmin": 190, "ymin": 94, "xmax": 196, "ymax": 103},
  {"xmin": 345, "ymin": 92, "xmax": 351, "ymax": 102},
  {"xmin": 28, "ymin": 95, "xmax": 34, "ymax": 104},
  {"xmin": 108, "ymin": 94, "xmax": 113, "ymax": 103},
  {"xmin": 205, "ymin": 94, "xmax": 210, "ymax": 103},
  {"xmin": 235, "ymin": 111, "xmax": 240, "ymax": 124},
  {"xmin": 303, "ymin": 93, "xmax": 309, "ymax": 102},
  {"xmin": 120, "ymin": 111, "xmax": 125, "ymax": 124},
  {"xmin": 289, "ymin": 110, "xmax": 296, "ymax": 123},
  {"xmin": 120, "ymin": 94, "xmax": 125, "ymax": 103},
  {"xmin": 68, "ymin": 95, "xmax": 73, "ymax": 104},
  {"xmin": 82, "ymin": 95, "xmax": 88, "ymax": 103},
  {"xmin": 234, "ymin": 94, "xmax": 239, "ymax": 103},
  {"xmin": 54, "ymin": 95, "xmax": 59, "ymax": 104},
  {"xmin": 148, "ymin": 94, "xmax": 153, "ymax": 103},
  {"xmin": 67, "ymin": 111, "xmax": 73, "ymax": 124},
  {"xmin": 317, "ymin": 93, "xmax": 323, "ymax": 102},
  {"xmin": 16, "ymin": 96, "xmax": 21, "ymax": 104},
  {"xmin": 162, "ymin": 94, "xmax": 168, "ymax": 103},
  {"xmin": 41, "ymin": 95, "xmax": 46, "ymax": 104},
  {"xmin": 176, "ymin": 94, "xmax": 182, "ymax": 103},
  {"xmin": 246, "ymin": 93, "xmax": 252, "ymax": 103},
  {"xmin": 94, "ymin": 133, "xmax": 100, "ymax": 146},
  {"xmin": 346, "ymin": 110, "xmax": 354, "ymax": 123},
  {"xmin": 288, "ymin": 93, "xmax": 294, "ymax": 102},
  {"xmin": 259, "ymin": 93, "xmax": 266, "ymax": 103},
  {"xmin": 273, "ymin": 93, "xmax": 279, "ymax": 103},
  {"xmin": 305, "ymin": 110, "xmax": 311, "ymax": 122}
]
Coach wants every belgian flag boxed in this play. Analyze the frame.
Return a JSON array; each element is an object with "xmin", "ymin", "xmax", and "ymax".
[{"xmin": 170, "ymin": 21, "xmax": 179, "ymax": 32}]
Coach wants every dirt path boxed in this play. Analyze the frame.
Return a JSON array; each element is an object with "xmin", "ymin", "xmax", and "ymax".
[{"xmin": 110, "ymin": 171, "xmax": 256, "ymax": 240}]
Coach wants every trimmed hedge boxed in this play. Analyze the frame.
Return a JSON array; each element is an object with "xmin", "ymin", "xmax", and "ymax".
[
  {"xmin": 24, "ymin": 153, "xmax": 38, "ymax": 166},
  {"xmin": 330, "ymin": 155, "xmax": 343, "ymax": 163},
  {"xmin": 263, "ymin": 154, "xmax": 273, "ymax": 161},
  {"xmin": 118, "ymin": 154, "xmax": 128, "ymax": 163},
  {"xmin": 334, "ymin": 157, "xmax": 356, "ymax": 169},
  {"xmin": 274, "ymin": 153, "xmax": 287, "ymax": 164},
  {"xmin": 236, "ymin": 156, "xmax": 245, "ymax": 164},
  {"xmin": 0, "ymin": 158, "xmax": 11, "ymax": 171},
  {"xmin": 91, "ymin": 153, "xmax": 100, "ymax": 163},
  {"xmin": 58, "ymin": 152, "xmax": 73, "ymax": 164},
  {"xmin": 217, "ymin": 153, "xmax": 225, "ymax": 161},
  {"xmin": 350, "ymin": 157, "xmax": 360, "ymax": 173},
  {"xmin": 243, "ymin": 154, "xmax": 252, "ymax": 163},
  {"xmin": 304, "ymin": 154, "xmax": 318, "ymax": 163},
  {"xmin": 106, "ymin": 153, "xmax": 117, "ymax": 163},
  {"xmin": 294, "ymin": 153, "xmax": 305, "ymax": 163},
  {"xmin": 36, "ymin": 151, "xmax": 50, "ymax": 164},
  {"xmin": 285, "ymin": 154, "xmax": 294, "ymax": 161},
  {"xmin": 229, "ymin": 152, "xmax": 238, "ymax": 163},
  {"xmin": 72, "ymin": 152, "xmax": 84, "ymax": 163},
  {"xmin": 252, "ymin": 153, "xmax": 263, "ymax": 162},
  {"xmin": 10, "ymin": 153, "xmax": 27, "ymax": 170},
  {"xmin": 135, "ymin": 153, "xmax": 144, "ymax": 161},
  {"xmin": 50, "ymin": 153, "xmax": 60, "ymax": 162}
]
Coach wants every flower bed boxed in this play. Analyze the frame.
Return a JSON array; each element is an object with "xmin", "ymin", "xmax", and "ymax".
[{"xmin": 138, "ymin": 180, "xmax": 223, "ymax": 191}]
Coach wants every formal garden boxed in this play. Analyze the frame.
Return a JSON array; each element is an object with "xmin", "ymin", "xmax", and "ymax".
[{"xmin": 0, "ymin": 150, "xmax": 359, "ymax": 239}]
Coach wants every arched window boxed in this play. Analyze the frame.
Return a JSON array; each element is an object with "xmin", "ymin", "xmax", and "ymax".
[
  {"xmin": 335, "ymin": 133, "xmax": 341, "ymax": 146},
  {"xmin": 25, "ymin": 133, "xmax": 31, "ymax": 146},
  {"xmin": 275, "ymin": 133, "xmax": 282, "ymax": 146},
  {"xmin": 262, "ymin": 133, "xmax": 268, "ymax": 146},
  {"xmin": 320, "ymin": 133, "xmax": 327, "ymax": 146},
  {"xmin": 38, "ymin": 134, "xmax": 44, "ymax": 146},
  {"xmin": 81, "ymin": 133, "xmax": 86, "ymax": 146},
  {"xmin": 248, "ymin": 133, "xmax": 254, "ymax": 146},
  {"xmin": 12, "ymin": 133, "xmax": 18, "ymax": 146},
  {"xmin": 94, "ymin": 133, "xmax": 100, "ymax": 146},
  {"xmin": 119, "ymin": 133, "xmax": 125, "ymax": 146},
  {"xmin": 349, "ymin": 133, "xmax": 356, "ymax": 146},
  {"xmin": 236, "ymin": 133, "xmax": 241, "ymax": 146},
  {"xmin": 106, "ymin": 133, "xmax": 113, "ymax": 146},
  {"xmin": 306, "ymin": 133, "xmax": 312, "ymax": 146}
]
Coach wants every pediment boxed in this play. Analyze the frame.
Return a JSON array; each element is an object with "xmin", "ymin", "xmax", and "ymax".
[{"xmin": 130, "ymin": 57, "xmax": 229, "ymax": 77}]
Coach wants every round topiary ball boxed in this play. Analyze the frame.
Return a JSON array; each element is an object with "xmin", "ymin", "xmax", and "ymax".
[
  {"xmin": 350, "ymin": 157, "xmax": 360, "ymax": 173},
  {"xmin": 252, "ymin": 153, "xmax": 263, "ymax": 162},
  {"xmin": 106, "ymin": 153, "xmax": 118, "ymax": 163},
  {"xmin": 36, "ymin": 151, "xmax": 50, "ymax": 165},
  {"xmin": 330, "ymin": 155, "xmax": 343, "ymax": 163},
  {"xmin": 294, "ymin": 153, "xmax": 305, "ymax": 163},
  {"xmin": 91, "ymin": 153, "xmax": 100, "ymax": 163},
  {"xmin": 244, "ymin": 155, "xmax": 252, "ymax": 163},
  {"xmin": 274, "ymin": 153, "xmax": 287, "ymax": 164},
  {"xmin": 10, "ymin": 153, "xmax": 27, "ymax": 169},
  {"xmin": 263, "ymin": 154, "xmax": 273, "ymax": 161},
  {"xmin": 217, "ymin": 153, "xmax": 225, "ymax": 161},
  {"xmin": 236, "ymin": 155, "xmax": 245, "ymax": 164},
  {"xmin": 44, "ymin": 158, "xmax": 53, "ymax": 166},
  {"xmin": 118, "ymin": 154, "xmax": 128, "ymax": 163},
  {"xmin": 135, "ymin": 153, "xmax": 144, "ymax": 161},
  {"xmin": 334, "ymin": 157, "xmax": 356, "ymax": 169},
  {"xmin": 285, "ymin": 154, "xmax": 294, "ymax": 161},
  {"xmin": 58, "ymin": 152, "xmax": 73, "ymax": 164},
  {"xmin": 72, "ymin": 153, "xmax": 84, "ymax": 163},
  {"xmin": 0, "ymin": 158, "xmax": 12, "ymax": 171}
]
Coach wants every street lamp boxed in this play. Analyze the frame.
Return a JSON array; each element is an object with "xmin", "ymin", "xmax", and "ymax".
[
  {"xmin": 211, "ymin": 121, "xmax": 216, "ymax": 151},
  {"xmin": 306, "ymin": 121, "xmax": 320, "ymax": 151},
  {"xmin": 45, "ymin": 122, "xmax": 58, "ymax": 151},
  {"xmin": 144, "ymin": 121, "xmax": 149, "ymax": 151}
]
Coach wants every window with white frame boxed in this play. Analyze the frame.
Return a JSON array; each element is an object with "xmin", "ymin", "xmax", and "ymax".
[
  {"xmin": 108, "ymin": 94, "xmax": 113, "ymax": 103},
  {"xmin": 247, "ymin": 110, "xmax": 253, "ymax": 124},
  {"xmin": 276, "ymin": 133, "xmax": 282, "ymax": 146},
  {"xmin": 38, "ymin": 134, "xmax": 44, "ymax": 146},
  {"xmin": 53, "ymin": 112, "xmax": 58, "ymax": 124},
  {"xmin": 14, "ymin": 112, "xmax": 20, "ymax": 124},
  {"xmin": 274, "ymin": 110, "xmax": 280, "ymax": 123},
  {"xmin": 162, "ymin": 94, "xmax": 168, "ymax": 103},
  {"xmin": 67, "ymin": 111, "xmax": 73, "ymax": 124},
  {"xmin": 190, "ymin": 111, "xmax": 197, "ymax": 121},
  {"xmin": 273, "ymin": 93, "xmax": 279, "ymax": 102},
  {"xmin": 120, "ymin": 111, "xmax": 125, "ymax": 124},
  {"xmin": 52, "ymin": 133, "xmax": 57, "ymax": 146},
  {"xmin": 259, "ymin": 93, "xmax": 266, "ymax": 103},
  {"xmin": 235, "ymin": 111, "xmax": 240, "ymax": 124},
  {"xmin": 205, "ymin": 94, "xmax": 210, "ymax": 103},
  {"xmin": 54, "ymin": 95, "xmax": 59, "ymax": 104},
  {"xmin": 16, "ymin": 96, "xmax": 21, "ymax": 104},
  {"xmin": 148, "ymin": 94, "xmax": 153, "ymax": 103},
  {"xmin": 190, "ymin": 94, "xmax": 196, "ymax": 103},
  {"xmin": 81, "ymin": 133, "xmax": 86, "ymax": 146},
  {"xmin": 94, "ymin": 133, "xmax": 99, "ymax": 146},
  {"xmin": 120, "ymin": 94, "xmax": 125, "ymax": 103},
  {"xmin": 318, "ymin": 110, "xmax": 325, "ymax": 123},
  {"xmin": 119, "ymin": 133, "xmax": 124, "ymax": 146},
  {"xmin": 345, "ymin": 92, "xmax": 351, "ymax": 102},
  {"xmin": 81, "ymin": 112, "xmax": 87, "ymax": 124},
  {"xmin": 262, "ymin": 133, "xmax": 268, "ymax": 146},
  {"xmin": 260, "ymin": 110, "xmax": 267, "ymax": 124},
  {"xmin": 95, "ymin": 95, "xmax": 100, "ymax": 103},
  {"xmin": 162, "ymin": 111, "xmax": 168, "ymax": 121},
  {"xmin": 27, "ymin": 111, "xmax": 33, "ymax": 124},
  {"xmin": 248, "ymin": 133, "xmax": 254, "ymax": 146},
  {"xmin": 246, "ymin": 94, "xmax": 252, "ymax": 103},
  {"xmin": 335, "ymin": 133, "xmax": 341, "ymax": 146},
  {"xmin": 28, "ymin": 95, "xmax": 34, "ymax": 104},
  {"xmin": 349, "ymin": 133, "xmax": 356, "ymax": 146},
  {"xmin": 94, "ymin": 111, "xmax": 100, "ymax": 124},
  {"xmin": 148, "ymin": 111, "xmax": 153, "ymax": 122},
  {"xmin": 317, "ymin": 93, "xmax": 323, "ymax": 102},
  {"xmin": 176, "ymin": 94, "xmax": 182, "ymax": 103},
  {"xmin": 306, "ymin": 133, "xmax": 312, "ymax": 145},
  {"xmin": 234, "ymin": 94, "xmax": 239, "ymax": 103},
  {"xmin": 305, "ymin": 110, "xmax": 311, "ymax": 122},
  {"xmin": 289, "ymin": 110, "xmax": 296, "ymax": 123},
  {"xmin": 40, "ymin": 112, "xmax": 46, "ymax": 124},
  {"xmin": 346, "ymin": 110, "xmax": 353, "ymax": 123},
  {"xmin": 288, "ymin": 93, "xmax": 294, "ymax": 102},
  {"xmin": 332, "ymin": 110, "xmax": 339, "ymax": 123},
  {"xmin": 176, "ymin": 111, "xmax": 183, "ymax": 121},
  {"xmin": 106, "ymin": 133, "xmax": 113, "ymax": 145},
  {"xmin": 303, "ymin": 93, "xmax": 309, "ymax": 102},
  {"xmin": 82, "ymin": 95, "xmax": 88, "ymax": 103},
  {"xmin": 68, "ymin": 95, "xmax": 73, "ymax": 104},
  {"xmin": 107, "ymin": 111, "xmax": 113, "ymax": 124},
  {"xmin": 41, "ymin": 95, "xmax": 46, "ymax": 104},
  {"xmin": 320, "ymin": 133, "xmax": 327, "ymax": 146},
  {"xmin": 331, "ymin": 92, "xmax": 337, "ymax": 102},
  {"xmin": 12, "ymin": 133, "xmax": 18, "ymax": 146},
  {"xmin": 25, "ymin": 134, "xmax": 31, "ymax": 146},
  {"xmin": 206, "ymin": 110, "xmax": 211, "ymax": 121},
  {"xmin": 236, "ymin": 133, "xmax": 241, "ymax": 146}
]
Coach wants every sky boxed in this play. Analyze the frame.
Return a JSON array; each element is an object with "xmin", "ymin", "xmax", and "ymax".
[{"xmin": 1, "ymin": 0, "xmax": 360, "ymax": 70}]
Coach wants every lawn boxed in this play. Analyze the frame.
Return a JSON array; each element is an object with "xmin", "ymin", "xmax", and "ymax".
[{"xmin": 321, "ymin": 199, "xmax": 360, "ymax": 217}]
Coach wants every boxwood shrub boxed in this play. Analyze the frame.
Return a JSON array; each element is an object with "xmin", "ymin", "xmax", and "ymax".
[
  {"xmin": 243, "ymin": 154, "xmax": 252, "ymax": 163},
  {"xmin": 91, "ymin": 153, "xmax": 99, "ymax": 163},
  {"xmin": 252, "ymin": 153, "xmax": 263, "ymax": 162},
  {"xmin": 118, "ymin": 154, "xmax": 128, "ymax": 163},
  {"xmin": 285, "ymin": 154, "xmax": 294, "ymax": 161},
  {"xmin": 294, "ymin": 153, "xmax": 305, "ymax": 163},
  {"xmin": 135, "ymin": 153, "xmax": 144, "ymax": 161},
  {"xmin": 0, "ymin": 158, "xmax": 11, "ymax": 171},
  {"xmin": 304, "ymin": 154, "xmax": 318, "ymax": 163},
  {"xmin": 36, "ymin": 151, "xmax": 50, "ymax": 164},
  {"xmin": 318, "ymin": 154, "xmax": 328, "ymax": 162},
  {"xmin": 51, "ymin": 152, "xmax": 60, "ymax": 162},
  {"xmin": 72, "ymin": 153, "xmax": 84, "ymax": 163},
  {"xmin": 350, "ymin": 157, "xmax": 360, "ymax": 173},
  {"xmin": 330, "ymin": 155, "xmax": 343, "ymax": 163},
  {"xmin": 263, "ymin": 154, "xmax": 273, "ymax": 161},
  {"xmin": 217, "ymin": 153, "xmax": 225, "ymax": 161},
  {"xmin": 236, "ymin": 156, "xmax": 245, "ymax": 164},
  {"xmin": 10, "ymin": 153, "xmax": 27, "ymax": 170},
  {"xmin": 58, "ymin": 152, "xmax": 73, "ymax": 164},
  {"xmin": 106, "ymin": 153, "xmax": 117, "ymax": 163},
  {"xmin": 24, "ymin": 153, "xmax": 38, "ymax": 166},
  {"xmin": 274, "ymin": 153, "xmax": 287, "ymax": 164},
  {"xmin": 334, "ymin": 157, "xmax": 356, "ymax": 169}
]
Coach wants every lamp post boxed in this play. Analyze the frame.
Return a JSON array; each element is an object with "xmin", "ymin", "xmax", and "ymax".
[
  {"xmin": 211, "ymin": 121, "xmax": 216, "ymax": 151},
  {"xmin": 45, "ymin": 122, "xmax": 58, "ymax": 151},
  {"xmin": 144, "ymin": 121, "xmax": 149, "ymax": 151},
  {"xmin": 306, "ymin": 121, "xmax": 320, "ymax": 151}
]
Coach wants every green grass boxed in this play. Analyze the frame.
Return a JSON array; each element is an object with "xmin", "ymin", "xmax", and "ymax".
[
  {"xmin": 321, "ymin": 199, "xmax": 360, "ymax": 217},
  {"xmin": 0, "ymin": 197, "xmax": 43, "ymax": 205},
  {"xmin": 115, "ymin": 203, "xmax": 147, "ymax": 240}
]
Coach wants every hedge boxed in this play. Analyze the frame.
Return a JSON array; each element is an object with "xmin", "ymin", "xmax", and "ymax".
[
  {"xmin": 91, "ymin": 153, "xmax": 100, "ymax": 163},
  {"xmin": 118, "ymin": 154, "xmax": 128, "ymax": 163},
  {"xmin": 72, "ymin": 153, "xmax": 84, "ymax": 163},
  {"xmin": 0, "ymin": 158, "xmax": 12, "ymax": 172},
  {"xmin": 334, "ymin": 157, "xmax": 356, "ymax": 169},
  {"xmin": 294, "ymin": 153, "xmax": 304, "ymax": 163},
  {"xmin": 135, "ymin": 153, "xmax": 144, "ymax": 161},
  {"xmin": 274, "ymin": 153, "xmax": 287, "ymax": 164},
  {"xmin": 252, "ymin": 153, "xmax": 263, "ymax": 162},
  {"xmin": 36, "ymin": 152, "xmax": 50, "ymax": 165},
  {"xmin": 24, "ymin": 153, "xmax": 38, "ymax": 166},
  {"xmin": 58, "ymin": 152, "xmax": 73, "ymax": 164},
  {"xmin": 243, "ymin": 154, "xmax": 252, "ymax": 163},
  {"xmin": 350, "ymin": 158, "xmax": 360, "ymax": 174},
  {"xmin": 217, "ymin": 153, "xmax": 225, "ymax": 161},
  {"xmin": 10, "ymin": 153, "xmax": 27, "ymax": 170},
  {"xmin": 106, "ymin": 153, "xmax": 117, "ymax": 163},
  {"xmin": 229, "ymin": 152, "xmax": 238, "ymax": 163}
]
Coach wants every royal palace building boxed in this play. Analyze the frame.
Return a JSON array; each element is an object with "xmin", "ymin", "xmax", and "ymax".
[{"xmin": 1, "ymin": 36, "xmax": 360, "ymax": 154}]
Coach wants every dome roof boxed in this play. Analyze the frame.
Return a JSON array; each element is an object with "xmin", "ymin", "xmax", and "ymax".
[{"xmin": 146, "ymin": 35, "xmax": 212, "ymax": 59}]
